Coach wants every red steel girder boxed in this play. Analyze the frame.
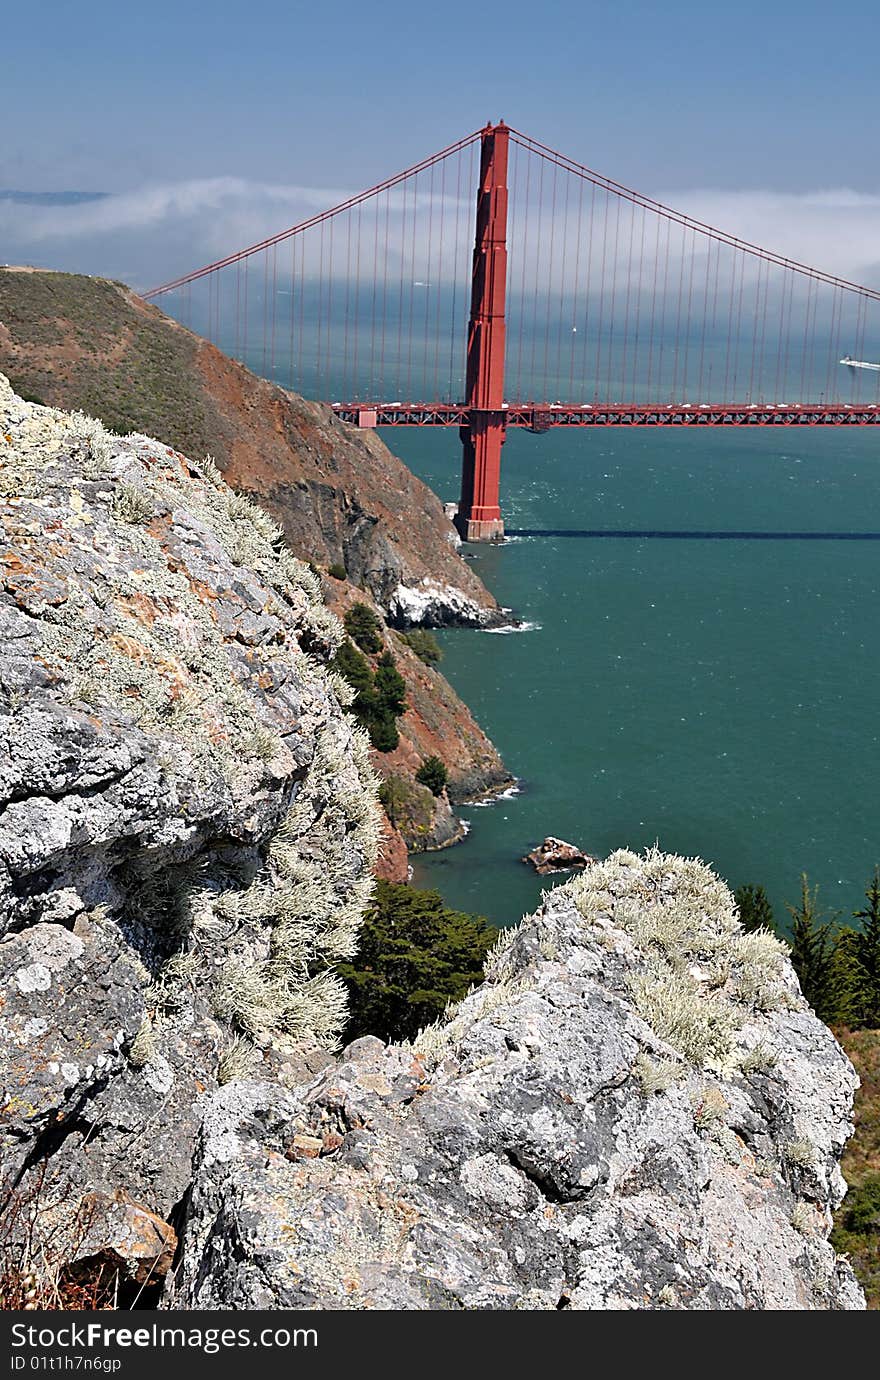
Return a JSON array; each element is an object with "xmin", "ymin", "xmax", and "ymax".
[{"xmin": 331, "ymin": 402, "xmax": 880, "ymax": 428}]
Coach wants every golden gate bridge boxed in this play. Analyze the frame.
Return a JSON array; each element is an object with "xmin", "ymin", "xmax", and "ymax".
[{"xmin": 144, "ymin": 123, "xmax": 880, "ymax": 540}]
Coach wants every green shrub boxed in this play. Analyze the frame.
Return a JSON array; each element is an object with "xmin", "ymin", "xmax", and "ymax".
[
  {"xmin": 398, "ymin": 629, "xmax": 443, "ymax": 666},
  {"xmin": 327, "ymin": 562, "xmax": 347, "ymax": 580},
  {"xmin": 787, "ymin": 876, "xmax": 842, "ymax": 1024},
  {"xmin": 338, "ymin": 881, "xmax": 497, "ymax": 1042},
  {"xmin": 835, "ymin": 1178, "xmax": 880, "ymax": 1235},
  {"xmin": 375, "ymin": 652, "xmax": 406, "ymax": 716},
  {"xmin": 369, "ymin": 711, "xmax": 400, "ymax": 752},
  {"xmin": 831, "ymin": 1175, "xmax": 880, "ymax": 1304},
  {"xmin": 734, "ymin": 884, "xmax": 775, "ymax": 934},
  {"xmin": 377, "ymin": 774, "xmax": 435, "ymax": 842},
  {"xmin": 415, "ymin": 756, "xmax": 449, "ymax": 797},
  {"xmin": 344, "ymin": 602, "xmax": 384, "ymax": 654},
  {"xmin": 331, "ymin": 642, "xmax": 405, "ymax": 753}
]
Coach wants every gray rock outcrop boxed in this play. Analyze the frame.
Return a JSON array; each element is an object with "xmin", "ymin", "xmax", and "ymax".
[
  {"xmin": 0, "ymin": 377, "xmax": 380, "ymax": 1262},
  {"xmin": 0, "ymin": 376, "xmax": 865, "ymax": 1310},
  {"xmin": 171, "ymin": 850, "xmax": 864, "ymax": 1311}
]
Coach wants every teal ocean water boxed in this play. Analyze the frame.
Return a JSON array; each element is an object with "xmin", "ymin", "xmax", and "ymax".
[
  {"xmin": 171, "ymin": 289, "xmax": 880, "ymax": 933},
  {"xmin": 395, "ymin": 426, "xmax": 880, "ymax": 931}
]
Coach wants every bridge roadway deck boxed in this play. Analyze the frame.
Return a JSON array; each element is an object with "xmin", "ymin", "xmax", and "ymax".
[{"xmin": 331, "ymin": 402, "xmax": 880, "ymax": 428}]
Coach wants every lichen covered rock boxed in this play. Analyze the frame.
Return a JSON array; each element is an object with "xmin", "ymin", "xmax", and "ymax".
[
  {"xmin": 172, "ymin": 850, "xmax": 864, "ymax": 1311},
  {"xmin": 0, "ymin": 376, "xmax": 380, "ymax": 1236}
]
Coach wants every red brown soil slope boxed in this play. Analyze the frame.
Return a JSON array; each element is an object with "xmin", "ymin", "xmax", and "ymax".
[{"xmin": 325, "ymin": 577, "xmax": 512, "ymax": 881}]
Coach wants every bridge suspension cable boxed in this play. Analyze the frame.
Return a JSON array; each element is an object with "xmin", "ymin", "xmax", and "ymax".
[{"xmin": 146, "ymin": 122, "xmax": 880, "ymax": 420}]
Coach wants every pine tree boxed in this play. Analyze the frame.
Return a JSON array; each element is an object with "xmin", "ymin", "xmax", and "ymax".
[
  {"xmin": 374, "ymin": 652, "xmax": 406, "ymax": 718},
  {"xmin": 332, "ymin": 640, "xmax": 404, "ymax": 751},
  {"xmin": 787, "ymin": 875, "xmax": 840, "ymax": 1024},
  {"xmin": 734, "ymin": 884, "xmax": 775, "ymax": 933},
  {"xmin": 369, "ymin": 710, "xmax": 400, "ymax": 752},
  {"xmin": 415, "ymin": 756, "xmax": 449, "ymax": 797},
  {"xmin": 332, "ymin": 639, "xmax": 374, "ymax": 703},
  {"xmin": 338, "ymin": 881, "xmax": 497, "ymax": 1042},
  {"xmin": 829, "ymin": 925, "xmax": 862, "ymax": 1028},
  {"xmin": 852, "ymin": 868, "xmax": 880, "ymax": 1028},
  {"xmin": 344, "ymin": 602, "xmax": 384, "ymax": 654}
]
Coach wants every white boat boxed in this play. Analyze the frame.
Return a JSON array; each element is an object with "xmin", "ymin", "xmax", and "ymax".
[{"xmin": 840, "ymin": 354, "xmax": 880, "ymax": 371}]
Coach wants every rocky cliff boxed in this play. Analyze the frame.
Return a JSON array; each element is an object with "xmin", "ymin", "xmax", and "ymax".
[
  {"xmin": 0, "ymin": 377, "xmax": 380, "ymax": 1291},
  {"xmin": 0, "ymin": 267, "xmax": 513, "ymax": 875},
  {"xmin": 0, "ymin": 268, "xmax": 501, "ymax": 627},
  {"xmin": 0, "ymin": 380, "xmax": 863, "ymax": 1310},
  {"xmin": 171, "ymin": 850, "xmax": 864, "ymax": 1310}
]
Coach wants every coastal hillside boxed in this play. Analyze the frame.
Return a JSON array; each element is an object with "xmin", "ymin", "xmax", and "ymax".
[
  {"xmin": 0, "ymin": 267, "xmax": 500, "ymax": 627},
  {"xmin": 0, "ymin": 267, "xmax": 512, "ymax": 871},
  {"xmin": 0, "ymin": 381, "xmax": 863, "ymax": 1307},
  {"xmin": 323, "ymin": 576, "xmax": 511, "ymax": 877}
]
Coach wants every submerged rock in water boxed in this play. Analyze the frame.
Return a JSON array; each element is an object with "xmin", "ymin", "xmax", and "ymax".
[
  {"xmin": 523, "ymin": 835, "xmax": 595, "ymax": 874},
  {"xmin": 171, "ymin": 850, "xmax": 865, "ymax": 1311}
]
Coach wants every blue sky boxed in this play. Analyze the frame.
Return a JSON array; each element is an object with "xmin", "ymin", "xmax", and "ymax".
[
  {"xmin": 3, "ymin": 0, "xmax": 880, "ymax": 289},
  {"xmin": 5, "ymin": 0, "xmax": 879, "ymax": 193}
]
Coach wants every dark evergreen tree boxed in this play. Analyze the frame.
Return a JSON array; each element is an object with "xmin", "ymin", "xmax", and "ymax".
[
  {"xmin": 830, "ymin": 925, "xmax": 862, "ymax": 1028},
  {"xmin": 331, "ymin": 641, "xmax": 407, "ymax": 752},
  {"xmin": 415, "ymin": 756, "xmax": 449, "ymax": 797},
  {"xmin": 374, "ymin": 652, "xmax": 406, "ymax": 717},
  {"xmin": 734, "ymin": 884, "xmax": 776, "ymax": 933},
  {"xmin": 853, "ymin": 868, "xmax": 880, "ymax": 1028},
  {"xmin": 787, "ymin": 875, "xmax": 840, "ymax": 1024},
  {"xmin": 331, "ymin": 639, "xmax": 375, "ymax": 708},
  {"xmin": 344, "ymin": 602, "xmax": 384, "ymax": 654},
  {"xmin": 369, "ymin": 711, "xmax": 400, "ymax": 752},
  {"xmin": 338, "ymin": 881, "xmax": 497, "ymax": 1042}
]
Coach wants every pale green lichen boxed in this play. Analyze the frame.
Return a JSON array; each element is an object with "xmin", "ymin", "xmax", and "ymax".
[
  {"xmin": 112, "ymin": 482, "xmax": 155, "ymax": 525},
  {"xmin": 791, "ymin": 1200, "xmax": 817, "ymax": 1235},
  {"xmin": 127, "ymin": 1017, "xmax": 156, "ymax": 1070},
  {"xmin": 738, "ymin": 1042, "xmax": 778, "ymax": 1075},
  {"xmin": 568, "ymin": 848, "xmax": 795, "ymax": 1070},
  {"xmin": 692, "ymin": 1084, "xmax": 729, "ymax": 1131},
  {"xmin": 413, "ymin": 976, "xmax": 534, "ymax": 1065},
  {"xmin": 217, "ymin": 1036, "xmax": 262, "ymax": 1085},
  {"xmin": 632, "ymin": 1052, "xmax": 681, "ymax": 1095},
  {"xmin": 784, "ymin": 1138, "xmax": 817, "ymax": 1170},
  {"xmin": 482, "ymin": 918, "xmax": 524, "ymax": 982},
  {"xmin": 629, "ymin": 963, "xmax": 739, "ymax": 1068},
  {"xmin": 1, "ymin": 377, "xmax": 382, "ymax": 1053}
]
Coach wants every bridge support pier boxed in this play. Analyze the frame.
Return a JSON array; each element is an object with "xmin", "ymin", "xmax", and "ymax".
[{"xmin": 455, "ymin": 122, "xmax": 509, "ymax": 543}]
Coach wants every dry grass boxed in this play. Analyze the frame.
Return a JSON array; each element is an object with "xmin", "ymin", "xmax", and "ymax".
[{"xmin": 0, "ymin": 1165, "xmax": 117, "ymax": 1311}]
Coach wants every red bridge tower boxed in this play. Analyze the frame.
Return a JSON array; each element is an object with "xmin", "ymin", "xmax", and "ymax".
[{"xmin": 455, "ymin": 122, "xmax": 509, "ymax": 542}]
